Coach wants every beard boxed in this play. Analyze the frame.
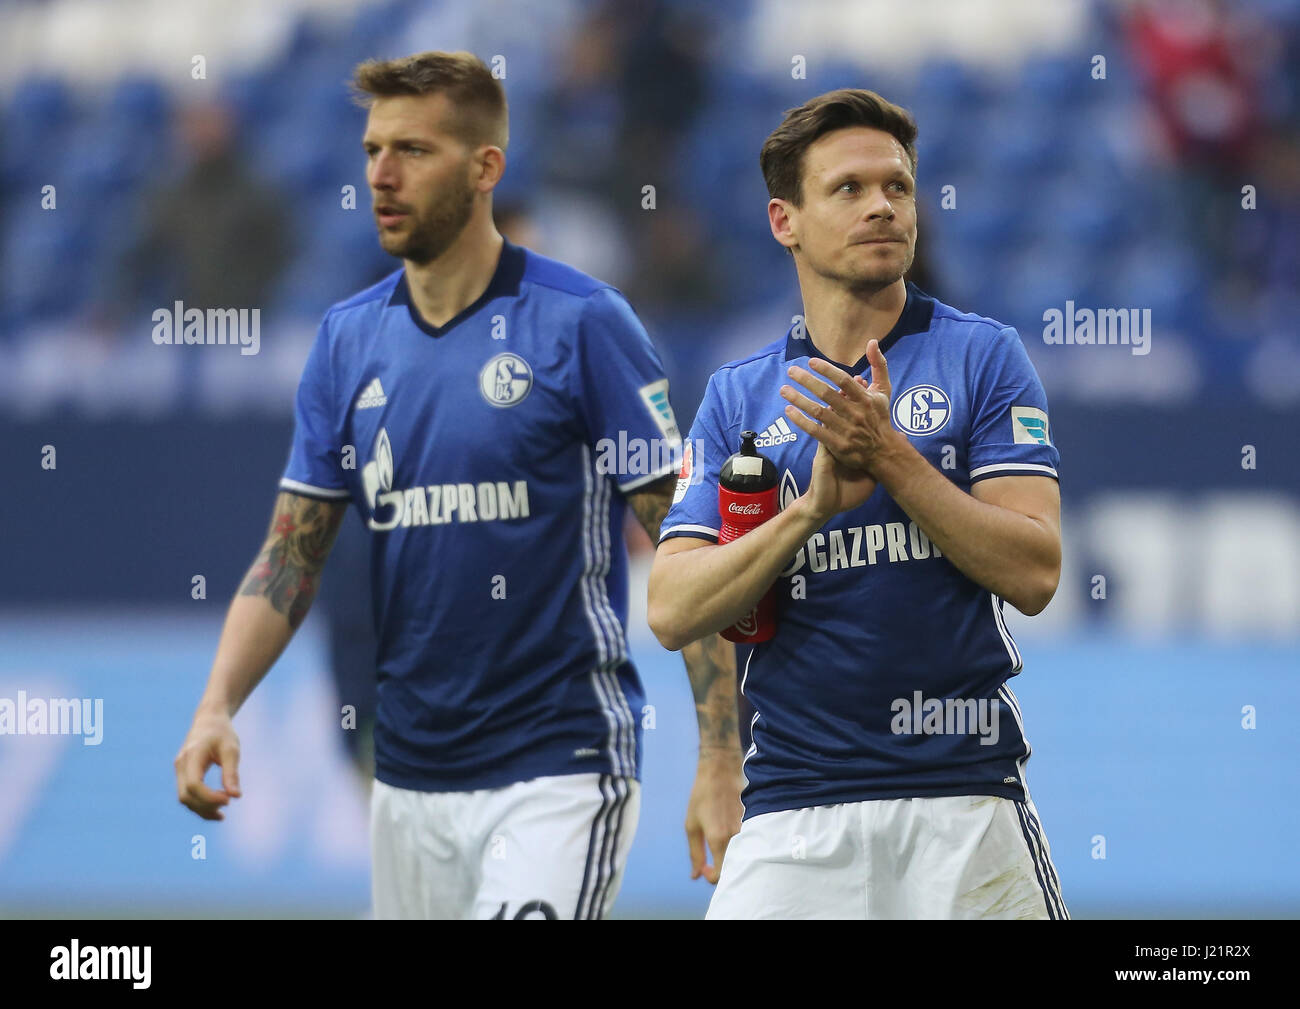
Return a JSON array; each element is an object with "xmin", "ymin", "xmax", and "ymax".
[
  {"xmin": 376, "ymin": 174, "xmax": 475, "ymax": 265},
  {"xmin": 831, "ymin": 240, "xmax": 915, "ymax": 295}
]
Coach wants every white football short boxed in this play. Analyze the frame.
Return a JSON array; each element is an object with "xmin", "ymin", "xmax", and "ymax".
[
  {"xmin": 370, "ymin": 772, "xmax": 640, "ymax": 920},
  {"xmin": 706, "ymin": 794, "xmax": 1068, "ymax": 920}
]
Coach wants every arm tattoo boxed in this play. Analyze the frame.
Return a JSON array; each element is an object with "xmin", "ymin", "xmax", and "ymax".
[
  {"xmin": 680, "ymin": 634, "xmax": 741, "ymax": 751},
  {"xmin": 629, "ymin": 478, "xmax": 739, "ymax": 750},
  {"xmin": 239, "ymin": 492, "xmax": 347, "ymax": 629},
  {"xmin": 626, "ymin": 476, "xmax": 675, "ymax": 543}
]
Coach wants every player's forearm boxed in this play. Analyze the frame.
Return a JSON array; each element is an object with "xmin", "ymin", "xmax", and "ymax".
[
  {"xmin": 680, "ymin": 634, "xmax": 742, "ymax": 756},
  {"xmin": 196, "ymin": 594, "xmax": 300, "ymax": 717},
  {"xmin": 649, "ymin": 499, "xmax": 822, "ymax": 650},
  {"xmin": 196, "ymin": 492, "xmax": 345, "ymax": 717},
  {"xmin": 870, "ymin": 435, "xmax": 1060, "ymax": 614}
]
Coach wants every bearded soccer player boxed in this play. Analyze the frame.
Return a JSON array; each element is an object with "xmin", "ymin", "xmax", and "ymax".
[
  {"xmin": 649, "ymin": 89, "xmax": 1068, "ymax": 920},
  {"xmin": 174, "ymin": 51, "xmax": 744, "ymax": 919}
]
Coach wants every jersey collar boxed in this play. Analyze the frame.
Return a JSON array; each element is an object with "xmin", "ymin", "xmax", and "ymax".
[
  {"xmin": 390, "ymin": 236, "xmax": 527, "ymax": 338},
  {"xmin": 785, "ymin": 280, "xmax": 936, "ymax": 376}
]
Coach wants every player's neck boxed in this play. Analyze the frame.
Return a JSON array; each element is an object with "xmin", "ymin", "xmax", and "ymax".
[
  {"xmin": 799, "ymin": 274, "xmax": 906, "ymax": 366},
  {"xmin": 403, "ymin": 224, "xmax": 504, "ymax": 330}
]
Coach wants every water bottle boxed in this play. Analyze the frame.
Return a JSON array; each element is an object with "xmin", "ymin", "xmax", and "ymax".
[{"xmin": 718, "ymin": 431, "xmax": 779, "ymax": 643}]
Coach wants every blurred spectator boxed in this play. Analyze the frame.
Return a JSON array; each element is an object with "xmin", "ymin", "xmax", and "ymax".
[
  {"xmin": 1124, "ymin": 0, "xmax": 1276, "ymax": 282},
  {"xmin": 612, "ymin": 0, "xmax": 711, "ymax": 201},
  {"xmin": 1237, "ymin": 129, "xmax": 1300, "ymax": 316},
  {"xmin": 624, "ymin": 203, "xmax": 727, "ymax": 315},
  {"xmin": 537, "ymin": 7, "xmax": 624, "ymax": 196},
  {"xmin": 1127, "ymin": 0, "xmax": 1263, "ymax": 172},
  {"xmin": 112, "ymin": 100, "xmax": 291, "ymax": 320},
  {"xmin": 536, "ymin": 0, "xmax": 721, "ymax": 319},
  {"xmin": 611, "ymin": 2, "xmax": 719, "ymax": 314}
]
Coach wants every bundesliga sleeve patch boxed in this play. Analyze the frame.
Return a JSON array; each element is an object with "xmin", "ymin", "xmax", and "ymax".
[
  {"xmin": 639, "ymin": 378, "xmax": 681, "ymax": 444},
  {"xmin": 672, "ymin": 441, "xmax": 693, "ymax": 503},
  {"xmin": 1011, "ymin": 406, "xmax": 1051, "ymax": 445}
]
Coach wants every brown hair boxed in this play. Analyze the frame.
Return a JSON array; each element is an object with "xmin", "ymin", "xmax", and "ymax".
[
  {"xmin": 760, "ymin": 88, "xmax": 917, "ymax": 206},
  {"xmin": 351, "ymin": 50, "xmax": 508, "ymax": 151}
]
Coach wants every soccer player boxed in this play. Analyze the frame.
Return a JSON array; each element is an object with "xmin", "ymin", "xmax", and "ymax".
[
  {"xmin": 174, "ymin": 51, "xmax": 744, "ymax": 919},
  {"xmin": 648, "ymin": 89, "xmax": 1069, "ymax": 920}
]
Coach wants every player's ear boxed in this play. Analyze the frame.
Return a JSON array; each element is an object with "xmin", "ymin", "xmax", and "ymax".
[
  {"xmin": 474, "ymin": 146, "xmax": 506, "ymax": 192},
  {"xmin": 768, "ymin": 198, "xmax": 798, "ymax": 252}
]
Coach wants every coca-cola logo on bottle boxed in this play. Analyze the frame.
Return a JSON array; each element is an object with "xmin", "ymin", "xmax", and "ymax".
[
  {"xmin": 728, "ymin": 502, "xmax": 764, "ymax": 516},
  {"xmin": 733, "ymin": 610, "xmax": 758, "ymax": 635}
]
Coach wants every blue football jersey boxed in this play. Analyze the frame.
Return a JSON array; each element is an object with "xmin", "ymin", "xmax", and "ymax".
[
  {"xmin": 281, "ymin": 239, "xmax": 682, "ymax": 791},
  {"xmin": 661, "ymin": 282, "xmax": 1060, "ymax": 819}
]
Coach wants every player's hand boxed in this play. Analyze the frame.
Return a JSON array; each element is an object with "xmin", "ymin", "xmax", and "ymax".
[
  {"xmin": 685, "ymin": 748, "xmax": 745, "ymax": 884},
  {"xmin": 175, "ymin": 710, "xmax": 242, "ymax": 821},
  {"xmin": 797, "ymin": 440, "xmax": 877, "ymax": 527},
  {"xmin": 782, "ymin": 339, "xmax": 900, "ymax": 477}
]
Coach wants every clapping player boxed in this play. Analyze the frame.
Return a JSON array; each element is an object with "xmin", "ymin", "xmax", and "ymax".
[{"xmin": 650, "ymin": 90, "xmax": 1068, "ymax": 920}]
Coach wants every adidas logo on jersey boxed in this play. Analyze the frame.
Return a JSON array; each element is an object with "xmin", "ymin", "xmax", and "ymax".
[
  {"xmin": 754, "ymin": 417, "xmax": 797, "ymax": 447},
  {"xmin": 356, "ymin": 377, "xmax": 387, "ymax": 409}
]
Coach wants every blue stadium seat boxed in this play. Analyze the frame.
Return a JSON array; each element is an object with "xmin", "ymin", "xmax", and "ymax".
[
  {"xmin": 344, "ymin": 0, "xmax": 413, "ymax": 57},
  {"xmin": 910, "ymin": 57, "xmax": 988, "ymax": 123},
  {"xmin": 1016, "ymin": 52, "xmax": 1097, "ymax": 109},
  {"xmin": 980, "ymin": 104, "xmax": 1070, "ymax": 181},
  {"xmin": 105, "ymin": 74, "xmax": 169, "ymax": 129},
  {"xmin": 5, "ymin": 74, "xmax": 76, "ymax": 130},
  {"xmin": 936, "ymin": 173, "xmax": 1028, "ymax": 250},
  {"xmin": 915, "ymin": 112, "xmax": 974, "ymax": 182},
  {"xmin": 997, "ymin": 241, "xmax": 1103, "ymax": 328},
  {"xmin": 250, "ymin": 88, "xmax": 365, "ymax": 191},
  {"xmin": 64, "ymin": 114, "xmax": 161, "ymax": 196},
  {"xmin": 1029, "ymin": 175, "xmax": 1133, "ymax": 253},
  {"xmin": 1101, "ymin": 238, "xmax": 1203, "ymax": 329},
  {"xmin": 805, "ymin": 60, "xmax": 876, "ymax": 96},
  {"xmin": 680, "ymin": 81, "xmax": 779, "ymax": 240},
  {"xmin": 1, "ymin": 202, "xmax": 93, "ymax": 324},
  {"xmin": 1, "ymin": 76, "xmax": 77, "ymax": 188}
]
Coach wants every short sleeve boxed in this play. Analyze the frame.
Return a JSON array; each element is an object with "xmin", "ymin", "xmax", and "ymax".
[
  {"xmin": 573, "ymin": 288, "xmax": 683, "ymax": 492},
  {"xmin": 279, "ymin": 317, "xmax": 349, "ymax": 500},
  {"xmin": 659, "ymin": 371, "xmax": 733, "ymax": 544},
  {"xmin": 967, "ymin": 327, "xmax": 1061, "ymax": 483}
]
